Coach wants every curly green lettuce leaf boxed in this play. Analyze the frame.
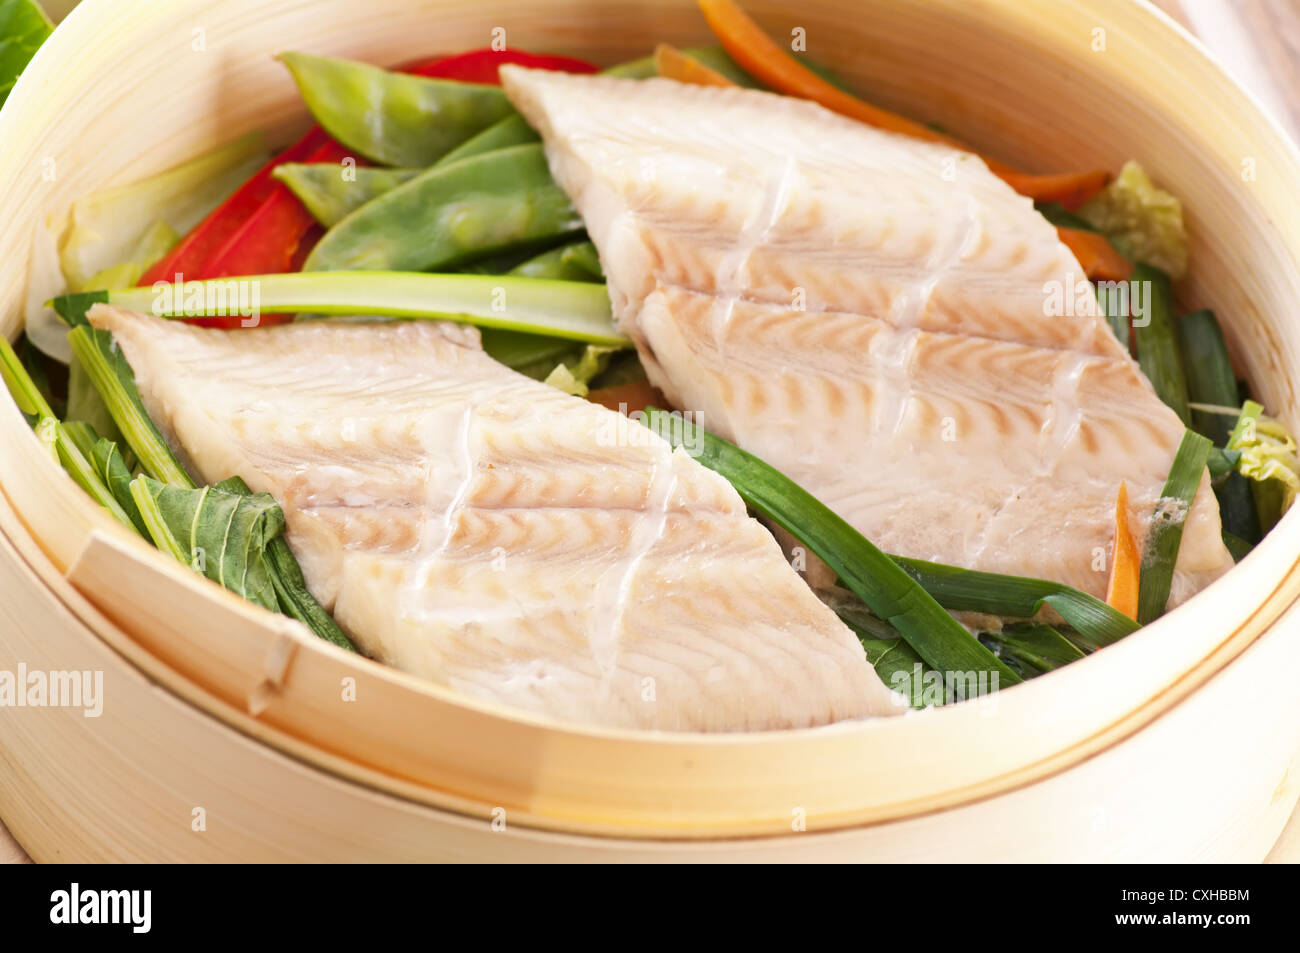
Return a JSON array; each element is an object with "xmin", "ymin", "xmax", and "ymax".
[
  {"xmin": 0, "ymin": 0, "xmax": 53, "ymax": 107},
  {"xmin": 543, "ymin": 345, "xmax": 618, "ymax": 397},
  {"xmin": 1227, "ymin": 400, "xmax": 1299, "ymax": 515},
  {"xmin": 1079, "ymin": 160, "xmax": 1189, "ymax": 279}
]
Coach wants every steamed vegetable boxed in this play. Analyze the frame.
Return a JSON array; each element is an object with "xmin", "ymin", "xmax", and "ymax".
[
  {"xmin": 64, "ymin": 132, "xmax": 269, "ymax": 291},
  {"xmin": 137, "ymin": 128, "xmax": 320, "ymax": 285},
  {"xmin": 437, "ymin": 114, "xmax": 540, "ymax": 165},
  {"xmin": 1059, "ymin": 226, "xmax": 1133, "ymax": 282},
  {"xmin": 1179, "ymin": 307, "xmax": 1260, "ymax": 544},
  {"xmin": 0, "ymin": 0, "xmax": 52, "ymax": 107},
  {"xmin": 404, "ymin": 48, "xmax": 599, "ymax": 83},
  {"xmin": 279, "ymin": 52, "xmax": 515, "ymax": 167},
  {"xmin": 1136, "ymin": 430, "xmax": 1212, "ymax": 624},
  {"xmin": 53, "ymin": 272, "xmax": 630, "ymax": 346},
  {"xmin": 273, "ymin": 164, "xmax": 421, "ymax": 228},
  {"xmin": 0, "ymin": 334, "xmax": 135, "ymax": 529},
  {"xmin": 304, "ymin": 144, "xmax": 583, "ymax": 272},
  {"xmin": 1226, "ymin": 400, "xmax": 1300, "ymax": 531},
  {"xmin": 1104, "ymin": 482, "xmax": 1140, "ymax": 620},
  {"xmin": 646, "ymin": 408, "xmax": 1021, "ymax": 694},
  {"xmin": 56, "ymin": 310, "xmax": 354, "ymax": 649},
  {"xmin": 131, "ymin": 476, "xmax": 285, "ymax": 612},
  {"xmin": 1132, "ymin": 264, "xmax": 1190, "ymax": 425},
  {"xmin": 1179, "ymin": 309, "xmax": 1239, "ymax": 445},
  {"xmin": 1080, "ymin": 161, "xmax": 1189, "ymax": 280},
  {"xmin": 889, "ymin": 556, "xmax": 1139, "ymax": 647},
  {"xmin": 543, "ymin": 346, "xmax": 618, "ymax": 397},
  {"xmin": 979, "ymin": 624, "xmax": 1086, "ymax": 679},
  {"xmin": 65, "ymin": 324, "xmax": 191, "ymax": 486},
  {"xmin": 605, "ymin": 43, "xmax": 757, "ymax": 86},
  {"xmin": 508, "ymin": 241, "xmax": 603, "ymax": 282},
  {"xmin": 654, "ymin": 43, "xmax": 736, "ymax": 86}
]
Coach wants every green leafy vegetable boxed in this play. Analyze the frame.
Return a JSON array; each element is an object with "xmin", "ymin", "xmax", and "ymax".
[
  {"xmin": 57, "ymin": 132, "xmax": 268, "ymax": 293},
  {"xmin": 1179, "ymin": 308, "xmax": 1261, "ymax": 544},
  {"xmin": 0, "ymin": 0, "xmax": 52, "ymax": 107},
  {"xmin": 65, "ymin": 323, "xmax": 193, "ymax": 487},
  {"xmin": 645, "ymin": 408, "xmax": 1020, "ymax": 694},
  {"xmin": 1137, "ymin": 429, "xmax": 1212, "ymax": 624},
  {"xmin": 817, "ymin": 586, "xmax": 936, "ymax": 706},
  {"xmin": 216, "ymin": 476, "xmax": 356, "ymax": 652},
  {"xmin": 1179, "ymin": 309, "xmax": 1238, "ymax": 445},
  {"xmin": 979, "ymin": 624, "xmax": 1086, "ymax": 678},
  {"xmin": 131, "ymin": 476, "xmax": 282, "ymax": 611},
  {"xmin": 1132, "ymin": 263, "xmax": 1190, "ymax": 425},
  {"xmin": 543, "ymin": 345, "xmax": 617, "ymax": 397},
  {"xmin": 1226, "ymin": 399, "xmax": 1299, "ymax": 533},
  {"xmin": 1079, "ymin": 161, "xmax": 1189, "ymax": 279},
  {"xmin": 0, "ymin": 332, "xmax": 136, "ymax": 529},
  {"xmin": 90, "ymin": 437, "xmax": 146, "ymax": 535},
  {"xmin": 888, "ymin": 555, "xmax": 1139, "ymax": 647}
]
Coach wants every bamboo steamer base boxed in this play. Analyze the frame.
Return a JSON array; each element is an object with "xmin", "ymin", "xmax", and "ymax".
[
  {"xmin": 3, "ymin": 0, "xmax": 1300, "ymax": 859},
  {"xmin": 2, "ymin": 490, "xmax": 1297, "ymax": 861}
]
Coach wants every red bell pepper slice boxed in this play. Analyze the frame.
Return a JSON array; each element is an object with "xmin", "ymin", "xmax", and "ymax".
[
  {"xmin": 403, "ymin": 48, "xmax": 599, "ymax": 83},
  {"xmin": 139, "ymin": 127, "xmax": 334, "ymax": 288}
]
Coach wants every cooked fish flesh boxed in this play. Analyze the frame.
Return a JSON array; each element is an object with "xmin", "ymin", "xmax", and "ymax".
[
  {"xmin": 89, "ymin": 305, "xmax": 902, "ymax": 730},
  {"xmin": 501, "ymin": 68, "xmax": 1233, "ymax": 605}
]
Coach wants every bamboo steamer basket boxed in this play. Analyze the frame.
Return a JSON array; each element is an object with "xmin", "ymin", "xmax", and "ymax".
[{"xmin": 1, "ymin": 0, "xmax": 1299, "ymax": 862}]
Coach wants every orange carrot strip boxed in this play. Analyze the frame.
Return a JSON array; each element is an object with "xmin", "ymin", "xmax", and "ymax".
[
  {"xmin": 697, "ymin": 0, "xmax": 951, "ymax": 143},
  {"xmin": 1057, "ymin": 226, "xmax": 1134, "ymax": 282},
  {"xmin": 696, "ymin": 0, "xmax": 1110, "ymax": 203},
  {"xmin": 1105, "ymin": 481, "xmax": 1141, "ymax": 621},
  {"xmin": 1000, "ymin": 169, "xmax": 1111, "ymax": 208},
  {"xmin": 654, "ymin": 43, "xmax": 737, "ymax": 87}
]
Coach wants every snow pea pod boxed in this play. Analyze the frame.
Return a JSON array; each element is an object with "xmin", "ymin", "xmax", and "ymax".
[
  {"xmin": 304, "ymin": 144, "xmax": 583, "ymax": 273},
  {"xmin": 437, "ymin": 114, "xmax": 540, "ymax": 166},
  {"xmin": 278, "ymin": 52, "xmax": 515, "ymax": 166},
  {"xmin": 508, "ymin": 241, "xmax": 601, "ymax": 282},
  {"xmin": 272, "ymin": 164, "xmax": 421, "ymax": 227}
]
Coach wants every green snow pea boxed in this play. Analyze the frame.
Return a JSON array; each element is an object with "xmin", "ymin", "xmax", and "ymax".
[
  {"xmin": 507, "ymin": 241, "xmax": 601, "ymax": 282},
  {"xmin": 304, "ymin": 144, "xmax": 583, "ymax": 273},
  {"xmin": 278, "ymin": 52, "xmax": 515, "ymax": 166},
  {"xmin": 437, "ymin": 114, "xmax": 540, "ymax": 166},
  {"xmin": 272, "ymin": 164, "xmax": 421, "ymax": 227}
]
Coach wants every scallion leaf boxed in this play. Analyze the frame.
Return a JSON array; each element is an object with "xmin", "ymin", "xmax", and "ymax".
[
  {"xmin": 1133, "ymin": 264, "xmax": 1190, "ymax": 425},
  {"xmin": 1137, "ymin": 429, "xmax": 1212, "ymax": 624}
]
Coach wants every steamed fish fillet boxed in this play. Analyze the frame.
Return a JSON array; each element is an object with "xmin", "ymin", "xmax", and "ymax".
[
  {"xmin": 500, "ymin": 68, "xmax": 1233, "ymax": 605},
  {"xmin": 88, "ymin": 305, "xmax": 901, "ymax": 731}
]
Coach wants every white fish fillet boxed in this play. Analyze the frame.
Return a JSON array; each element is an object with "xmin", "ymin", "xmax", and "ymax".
[
  {"xmin": 501, "ymin": 68, "xmax": 1233, "ymax": 604},
  {"xmin": 89, "ymin": 305, "xmax": 902, "ymax": 730}
]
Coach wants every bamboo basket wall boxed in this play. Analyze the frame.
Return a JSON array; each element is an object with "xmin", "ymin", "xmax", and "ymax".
[{"xmin": 1, "ymin": 0, "xmax": 1299, "ymax": 861}]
